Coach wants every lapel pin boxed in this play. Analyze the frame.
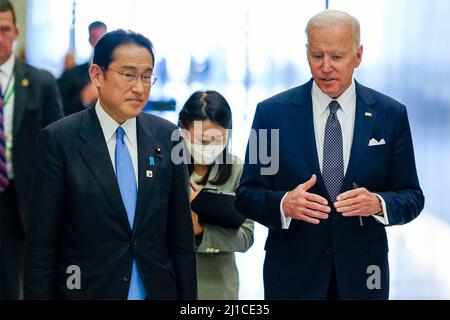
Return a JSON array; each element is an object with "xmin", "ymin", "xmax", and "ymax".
[
  {"xmin": 365, "ymin": 112, "xmax": 372, "ymax": 117},
  {"xmin": 155, "ymin": 147, "xmax": 162, "ymax": 158},
  {"xmin": 22, "ymin": 79, "xmax": 30, "ymax": 88},
  {"xmin": 146, "ymin": 170, "xmax": 153, "ymax": 178},
  {"xmin": 149, "ymin": 156, "xmax": 155, "ymax": 167}
]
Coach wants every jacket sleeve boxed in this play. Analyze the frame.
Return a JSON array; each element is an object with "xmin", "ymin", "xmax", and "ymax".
[
  {"xmin": 24, "ymin": 129, "xmax": 65, "ymax": 299},
  {"xmin": 167, "ymin": 159, "xmax": 198, "ymax": 299},
  {"xmin": 197, "ymin": 164, "xmax": 254, "ymax": 253},
  {"xmin": 197, "ymin": 219, "xmax": 254, "ymax": 253},
  {"xmin": 235, "ymin": 102, "xmax": 286, "ymax": 230},
  {"xmin": 376, "ymin": 106, "xmax": 424, "ymax": 225}
]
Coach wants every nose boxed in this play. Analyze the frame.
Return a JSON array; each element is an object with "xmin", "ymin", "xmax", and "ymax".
[
  {"xmin": 131, "ymin": 77, "xmax": 145, "ymax": 94},
  {"xmin": 321, "ymin": 56, "xmax": 333, "ymax": 73}
]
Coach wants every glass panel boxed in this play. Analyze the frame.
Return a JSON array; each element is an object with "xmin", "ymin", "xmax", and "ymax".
[{"xmin": 330, "ymin": 0, "xmax": 450, "ymax": 299}]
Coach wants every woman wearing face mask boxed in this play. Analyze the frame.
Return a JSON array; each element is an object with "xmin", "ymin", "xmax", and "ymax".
[{"xmin": 179, "ymin": 90, "xmax": 254, "ymax": 300}]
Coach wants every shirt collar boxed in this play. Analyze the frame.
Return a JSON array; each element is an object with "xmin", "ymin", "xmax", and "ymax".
[
  {"xmin": 0, "ymin": 54, "xmax": 15, "ymax": 78},
  {"xmin": 312, "ymin": 79, "xmax": 356, "ymax": 117},
  {"xmin": 95, "ymin": 100, "xmax": 137, "ymax": 145}
]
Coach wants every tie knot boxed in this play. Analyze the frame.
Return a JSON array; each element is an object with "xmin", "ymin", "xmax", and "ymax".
[
  {"xmin": 328, "ymin": 100, "xmax": 340, "ymax": 115},
  {"xmin": 116, "ymin": 126, "xmax": 125, "ymax": 141}
]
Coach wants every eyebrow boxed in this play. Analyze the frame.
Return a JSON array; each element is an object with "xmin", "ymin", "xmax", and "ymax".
[{"xmin": 119, "ymin": 65, "xmax": 154, "ymax": 72}]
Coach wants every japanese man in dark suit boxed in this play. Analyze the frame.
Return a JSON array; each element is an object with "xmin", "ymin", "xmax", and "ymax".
[{"xmin": 24, "ymin": 29, "xmax": 197, "ymax": 300}]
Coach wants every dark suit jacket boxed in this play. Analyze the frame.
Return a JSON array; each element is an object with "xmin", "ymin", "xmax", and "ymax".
[
  {"xmin": 57, "ymin": 62, "xmax": 90, "ymax": 116},
  {"xmin": 11, "ymin": 60, "xmax": 64, "ymax": 228},
  {"xmin": 24, "ymin": 107, "xmax": 197, "ymax": 299},
  {"xmin": 235, "ymin": 79, "xmax": 424, "ymax": 299}
]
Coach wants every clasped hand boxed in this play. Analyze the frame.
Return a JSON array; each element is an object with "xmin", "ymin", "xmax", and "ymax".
[{"xmin": 282, "ymin": 175, "xmax": 382, "ymax": 224}]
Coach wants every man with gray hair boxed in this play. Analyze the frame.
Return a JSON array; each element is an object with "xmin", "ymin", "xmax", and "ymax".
[{"xmin": 236, "ymin": 10, "xmax": 423, "ymax": 299}]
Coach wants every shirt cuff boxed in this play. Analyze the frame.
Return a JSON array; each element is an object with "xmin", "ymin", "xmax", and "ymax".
[
  {"xmin": 372, "ymin": 193, "xmax": 389, "ymax": 225},
  {"xmin": 280, "ymin": 192, "xmax": 292, "ymax": 229}
]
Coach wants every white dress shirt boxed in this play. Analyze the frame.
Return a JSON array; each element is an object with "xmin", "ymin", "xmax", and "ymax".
[
  {"xmin": 0, "ymin": 54, "xmax": 16, "ymax": 178},
  {"xmin": 280, "ymin": 79, "xmax": 388, "ymax": 228},
  {"xmin": 95, "ymin": 101, "xmax": 139, "ymax": 184}
]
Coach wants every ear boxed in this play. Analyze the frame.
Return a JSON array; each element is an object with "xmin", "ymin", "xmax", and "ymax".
[
  {"xmin": 89, "ymin": 64, "xmax": 104, "ymax": 87},
  {"xmin": 355, "ymin": 45, "xmax": 363, "ymax": 68},
  {"xmin": 13, "ymin": 25, "xmax": 19, "ymax": 40}
]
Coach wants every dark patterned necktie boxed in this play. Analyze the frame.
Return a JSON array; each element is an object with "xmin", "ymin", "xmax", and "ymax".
[
  {"xmin": 322, "ymin": 100, "xmax": 344, "ymax": 202},
  {"xmin": 0, "ymin": 84, "xmax": 9, "ymax": 192}
]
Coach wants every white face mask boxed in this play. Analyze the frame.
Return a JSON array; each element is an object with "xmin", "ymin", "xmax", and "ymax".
[{"xmin": 184, "ymin": 138, "xmax": 226, "ymax": 165}]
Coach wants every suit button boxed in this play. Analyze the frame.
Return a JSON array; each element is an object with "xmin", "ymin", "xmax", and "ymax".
[
  {"xmin": 123, "ymin": 275, "xmax": 130, "ymax": 282},
  {"xmin": 326, "ymin": 248, "xmax": 333, "ymax": 255}
]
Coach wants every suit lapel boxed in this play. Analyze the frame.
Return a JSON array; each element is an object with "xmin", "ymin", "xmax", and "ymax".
[
  {"xmin": 133, "ymin": 114, "xmax": 158, "ymax": 235},
  {"xmin": 12, "ymin": 60, "xmax": 28, "ymax": 140},
  {"xmin": 342, "ymin": 81, "xmax": 377, "ymax": 191},
  {"xmin": 79, "ymin": 107, "xmax": 132, "ymax": 233},
  {"xmin": 289, "ymin": 80, "xmax": 327, "ymax": 195}
]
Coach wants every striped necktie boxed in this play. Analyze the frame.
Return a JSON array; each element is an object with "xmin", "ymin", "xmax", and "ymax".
[{"xmin": 0, "ymin": 84, "xmax": 9, "ymax": 192}]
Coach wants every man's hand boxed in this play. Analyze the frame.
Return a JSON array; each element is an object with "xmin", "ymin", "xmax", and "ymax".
[
  {"xmin": 282, "ymin": 174, "xmax": 330, "ymax": 224},
  {"xmin": 334, "ymin": 187, "xmax": 382, "ymax": 217}
]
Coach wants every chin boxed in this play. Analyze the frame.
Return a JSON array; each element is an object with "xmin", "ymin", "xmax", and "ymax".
[{"xmin": 319, "ymin": 84, "xmax": 339, "ymax": 97}]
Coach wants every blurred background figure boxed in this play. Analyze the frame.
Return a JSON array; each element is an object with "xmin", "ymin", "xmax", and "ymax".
[
  {"xmin": 0, "ymin": 0, "xmax": 63, "ymax": 300},
  {"xmin": 58, "ymin": 21, "xmax": 107, "ymax": 115},
  {"xmin": 179, "ymin": 90, "xmax": 254, "ymax": 299}
]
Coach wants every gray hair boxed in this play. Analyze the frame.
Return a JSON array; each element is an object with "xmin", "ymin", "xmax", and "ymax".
[{"xmin": 305, "ymin": 10, "xmax": 361, "ymax": 49}]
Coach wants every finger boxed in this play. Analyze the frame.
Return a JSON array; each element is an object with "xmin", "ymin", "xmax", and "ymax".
[
  {"xmin": 303, "ymin": 192, "xmax": 329, "ymax": 206},
  {"xmin": 303, "ymin": 200, "xmax": 331, "ymax": 214},
  {"xmin": 341, "ymin": 209, "xmax": 365, "ymax": 217},
  {"xmin": 336, "ymin": 189, "xmax": 360, "ymax": 201},
  {"xmin": 290, "ymin": 206, "xmax": 329, "ymax": 220},
  {"xmin": 334, "ymin": 197, "xmax": 360, "ymax": 209},
  {"xmin": 295, "ymin": 214, "xmax": 321, "ymax": 225},
  {"xmin": 189, "ymin": 191, "xmax": 199, "ymax": 202},
  {"xmin": 300, "ymin": 174, "xmax": 317, "ymax": 192},
  {"xmin": 336, "ymin": 204, "xmax": 359, "ymax": 214}
]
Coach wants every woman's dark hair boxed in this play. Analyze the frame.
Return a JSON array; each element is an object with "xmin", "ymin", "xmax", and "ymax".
[{"xmin": 178, "ymin": 90, "xmax": 233, "ymax": 186}]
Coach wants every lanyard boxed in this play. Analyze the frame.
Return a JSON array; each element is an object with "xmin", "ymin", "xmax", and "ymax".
[{"xmin": 2, "ymin": 74, "xmax": 15, "ymax": 106}]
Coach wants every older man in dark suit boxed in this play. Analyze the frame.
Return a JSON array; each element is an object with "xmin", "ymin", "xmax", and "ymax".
[
  {"xmin": 0, "ymin": 0, "xmax": 63, "ymax": 300},
  {"xmin": 24, "ymin": 29, "xmax": 197, "ymax": 299},
  {"xmin": 236, "ymin": 10, "xmax": 424, "ymax": 299}
]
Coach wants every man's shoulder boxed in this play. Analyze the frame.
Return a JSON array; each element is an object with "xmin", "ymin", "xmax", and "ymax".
[
  {"xmin": 138, "ymin": 111, "xmax": 178, "ymax": 133},
  {"xmin": 258, "ymin": 80, "xmax": 312, "ymax": 111},
  {"xmin": 58, "ymin": 62, "xmax": 90, "ymax": 80},
  {"xmin": 356, "ymin": 82, "xmax": 405, "ymax": 112},
  {"xmin": 16, "ymin": 59, "xmax": 55, "ymax": 81},
  {"xmin": 43, "ymin": 108, "xmax": 87, "ymax": 135}
]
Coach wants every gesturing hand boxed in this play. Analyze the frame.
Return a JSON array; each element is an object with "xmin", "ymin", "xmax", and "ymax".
[
  {"xmin": 282, "ymin": 175, "xmax": 331, "ymax": 224},
  {"xmin": 334, "ymin": 187, "xmax": 382, "ymax": 217}
]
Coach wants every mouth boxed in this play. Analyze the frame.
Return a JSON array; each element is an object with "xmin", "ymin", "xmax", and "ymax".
[{"xmin": 127, "ymin": 98, "xmax": 144, "ymax": 105}]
